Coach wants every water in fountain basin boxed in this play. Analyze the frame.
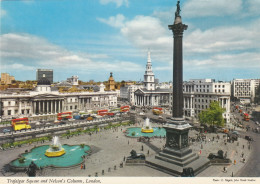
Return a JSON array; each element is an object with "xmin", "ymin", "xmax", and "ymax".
[{"xmin": 11, "ymin": 145, "xmax": 90, "ymax": 168}]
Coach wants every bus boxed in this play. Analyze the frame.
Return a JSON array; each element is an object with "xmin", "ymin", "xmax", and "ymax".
[
  {"xmin": 97, "ymin": 109, "xmax": 108, "ymax": 116},
  {"xmin": 120, "ymin": 106, "xmax": 130, "ymax": 112},
  {"xmin": 12, "ymin": 117, "xmax": 31, "ymax": 131},
  {"xmin": 57, "ymin": 112, "xmax": 72, "ymax": 120},
  {"xmin": 244, "ymin": 113, "xmax": 250, "ymax": 121},
  {"xmin": 152, "ymin": 107, "xmax": 163, "ymax": 115}
]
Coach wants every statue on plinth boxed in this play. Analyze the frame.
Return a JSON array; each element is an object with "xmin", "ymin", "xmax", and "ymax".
[
  {"xmin": 175, "ymin": 0, "xmax": 181, "ymax": 18},
  {"xmin": 26, "ymin": 161, "xmax": 38, "ymax": 177}
]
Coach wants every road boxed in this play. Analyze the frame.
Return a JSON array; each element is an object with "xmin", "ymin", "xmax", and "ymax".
[{"xmin": 231, "ymin": 103, "xmax": 260, "ymax": 177}]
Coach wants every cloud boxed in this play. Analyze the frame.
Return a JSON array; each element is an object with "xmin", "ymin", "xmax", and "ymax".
[
  {"xmin": 0, "ymin": 33, "xmax": 142, "ymax": 73},
  {"xmin": 1, "ymin": 63, "xmax": 35, "ymax": 71},
  {"xmin": 245, "ymin": 0, "xmax": 260, "ymax": 16},
  {"xmin": 184, "ymin": 22, "xmax": 260, "ymax": 54},
  {"xmin": 97, "ymin": 14, "xmax": 125, "ymax": 28},
  {"xmin": 99, "ymin": 0, "xmax": 128, "ymax": 8},
  {"xmin": 120, "ymin": 15, "xmax": 172, "ymax": 62},
  {"xmin": 182, "ymin": 0, "xmax": 242, "ymax": 17},
  {"xmin": 185, "ymin": 51, "xmax": 260, "ymax": 67},
  {"xmin": 0, "ymin": 7, "xmax": 7, "ymax": 18}
]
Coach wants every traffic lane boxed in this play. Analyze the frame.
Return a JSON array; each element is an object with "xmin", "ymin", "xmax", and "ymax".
[
  {"xmin": 0, "ymin": 126, "xmax": 13, "ymax": 133},
  {"xmin": 236, "ymin": 126, "xmax": 260, "ymax": 177}
]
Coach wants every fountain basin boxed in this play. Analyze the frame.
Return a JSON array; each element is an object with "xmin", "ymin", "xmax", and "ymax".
[
  {"xmin": 126, "ymin": 127, "xmax": 166, "ymax": 137},
  {"xmin": 45, "ymin": 147, "xmax": 66, "ymax": 157},
  {"xmin": 141, "ymin": 128, "xmax": 154, "ymax": 133},
  {"xmin": 10, "ymin": 144, "xmax": 90, "ymax": 168}
]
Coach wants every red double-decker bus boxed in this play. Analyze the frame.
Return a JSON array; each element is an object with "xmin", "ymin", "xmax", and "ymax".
[
  {"xmin": 57, "ymin": 112, "xmax": 72, "ymax": 120},
  {"xmin": 152, "ymin": 107, "xmax": 163, "ymax": 115},
  {"xmin": 120, "ymin": 106, "xmax": 130, "ymax": 112},
  {"xmin": 97, "ymin": 110, "xmax": 108, "ymax": 116},
  {"xmin": 12, "ymin": 117, "xmax": 31, "ymax": 131},
  {"xmin": 244, "ymin": 113, "xmax": 250, "ymax": 121}
]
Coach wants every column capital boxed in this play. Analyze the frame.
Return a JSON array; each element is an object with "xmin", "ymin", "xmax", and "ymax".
[{"xmin": 168, "ymin": 23, "xmax": 188, "ymax": 37}]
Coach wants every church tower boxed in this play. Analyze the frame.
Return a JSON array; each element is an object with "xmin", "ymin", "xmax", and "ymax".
[
  {"xmin": 108, "ymin": 72, "xmax": 115, "ymax": 90},
  {"xmin": 144, "ymin": 50, "xmax": 155, "ymax": 91}
]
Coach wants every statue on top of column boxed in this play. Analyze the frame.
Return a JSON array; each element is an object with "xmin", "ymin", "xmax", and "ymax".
[{"xmin": 175, "ymin": 0, "xmax": 181, "ymax": 18}]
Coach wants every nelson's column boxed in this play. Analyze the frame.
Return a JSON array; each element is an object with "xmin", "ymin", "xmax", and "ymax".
[{"xmin": 146, "ymin": 1, "xmax": 210, "ymax": 176}]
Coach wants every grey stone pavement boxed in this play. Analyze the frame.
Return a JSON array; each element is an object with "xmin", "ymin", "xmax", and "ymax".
[{"xmin": 0, "ymin": 123, "xmax": 252, "ymax": 177}]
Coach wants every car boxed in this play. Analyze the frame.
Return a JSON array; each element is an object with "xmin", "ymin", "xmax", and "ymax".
[
  {"xmin": 139, "ymin": 112, "xmax": 144, "ymax": 116},
  {"xmin": 158, "ymin": 115, "xmax": 163, "ymax": 120},
  {"xmin": 35, "ymin": 121, "xmax": 41, "ymax": 125},
  {"xmin": 3, "ymin": 129, "xmax": 11, "ymax": 133},
  {"xmin": 231, "ymin": 131, "xmax": 239, "ymax": 135},
  {"xmin": 245, "ymin": 136, "xmax": 253, "ymax": 141}
]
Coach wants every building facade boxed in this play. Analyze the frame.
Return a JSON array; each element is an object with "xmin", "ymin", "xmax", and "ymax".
[
  {"xmin": 67, "ymin": 76, "xmax": 79, "ymax": 86},
  {"xmin": 0, "ymin": 79, "xmax": 117, "ymax": 120},
  {"xmin": 36, "ymin": 69, "xmax": 53, "ymax": 84},
  {"xmin": 1, "ymin": 73, "xmax": 15, "ymax": 85},
  {"xmin": 183, "ymin": 79, "xmax": 231, "ymax": 123},
  {"xmin": 232, "ymin": 79, "xmax": 260, "ymax": 103}
]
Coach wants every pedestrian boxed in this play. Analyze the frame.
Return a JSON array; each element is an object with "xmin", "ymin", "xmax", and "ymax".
[
  {"xmin": 81, "ymin": 164, "xmax": 83, "ymax": 169},
  {"xmin": 83, "ymin": 164, "xmax": 86, "ymax": 170},
  {"xmin": 123, "ymin": 156, "xmax": 126, "ymax": 161},
  {"xmin": 200, "ymin": 150, "xmax": 201, "ymax": 154},
  {"xmin": 241, "ymin": 152, "xmax": 244, "ymax": 158},
  {"xmin": 128, "ymin": 140, "xmax": 129, "ymax": 145},
  {"xmin": 147, "ymin": 150, "xmax": 149, "ymax": 155},
  {"xmin": 234, "ymin": 160, "xmax": 236, "ymax": 165},
  {"xmin": 223, "ymin": 166, "xmax": 227, "ymax": 173},
  {"xmin": 141, "ymin": 145, "xmax": 144, "ymax": 151}
]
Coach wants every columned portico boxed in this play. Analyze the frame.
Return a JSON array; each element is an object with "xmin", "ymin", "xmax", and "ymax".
[{"xmin": 32, "ymin": 98, "xmax": 64, "ymax": 115}]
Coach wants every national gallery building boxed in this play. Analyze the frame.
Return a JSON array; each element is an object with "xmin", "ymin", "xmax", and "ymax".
[{"xmin": 0, "ymin": 78, "xmax": 117, "ymax": 121}]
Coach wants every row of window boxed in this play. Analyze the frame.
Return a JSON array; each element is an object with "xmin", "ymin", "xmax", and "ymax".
[
  {"xmin": 195, "ymin": 94, "xmax": 212, "ymax": 98},
  {"xmin": 6, "ymin": 109, "xmax": 30, "ymax": 116},
  {"xmin": 215, "ymin": 89, "xmax": 225, "ymax": 93},
  {"xmin": 5, "ymin": 101, "xmax": 31, "ymax": 106},
  {"xmin": 215, "ymin": 85, "xmax": 226, "ymax": 88}
]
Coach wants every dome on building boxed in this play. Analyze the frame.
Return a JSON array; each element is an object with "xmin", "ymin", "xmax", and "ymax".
[{"xmin": 37, "ymin": 77, "xmax": 51, "ymax": 85}]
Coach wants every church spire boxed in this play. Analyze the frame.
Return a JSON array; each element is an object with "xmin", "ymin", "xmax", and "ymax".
[
  {"xmin": 147, "ymin": 49, "xmax": 151, "ymax": 64},
  {"xmin": 144, "ymin": 49, "xmax": 155, "ymax": 90}
]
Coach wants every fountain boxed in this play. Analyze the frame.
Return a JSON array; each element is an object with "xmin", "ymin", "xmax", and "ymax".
[
  {"xmin": 10, "ymin": 139, "xmax": 90, "ymax": 169},
  {"xmin": 141, "ymin": 118, "xmax": 154, "ymax": 133},
  {"xmin": 45, "ymin": 136, "xmax": 66, "ymax": 157}
]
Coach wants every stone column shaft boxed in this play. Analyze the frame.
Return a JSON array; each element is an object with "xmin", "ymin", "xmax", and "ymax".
[{"xmin": 169, "ymin": 20, "xmax": 187, "ymax": 118}]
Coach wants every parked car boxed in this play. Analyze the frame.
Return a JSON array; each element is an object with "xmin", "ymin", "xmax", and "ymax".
[
  {"xmin": 245, "ymin": 136, "xmax": 253, "ymax": 141},
  {"xmin": 3, "ymin": 129, "xmax": 10, "ymax": 133}
]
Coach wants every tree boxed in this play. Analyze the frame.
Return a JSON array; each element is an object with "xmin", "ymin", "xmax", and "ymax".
[
  {"xmin": 198, "ymin": 101, "xmax": 225, "ymax": 127},
  {"xmin": 254, "ymin": 85, "xmax": 260, "ymax": 104}
]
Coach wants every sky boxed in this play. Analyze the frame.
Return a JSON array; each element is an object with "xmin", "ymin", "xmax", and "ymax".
[{"xmin": 1, "ymin": 0, "xmax": 260, "ymax": 82}]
